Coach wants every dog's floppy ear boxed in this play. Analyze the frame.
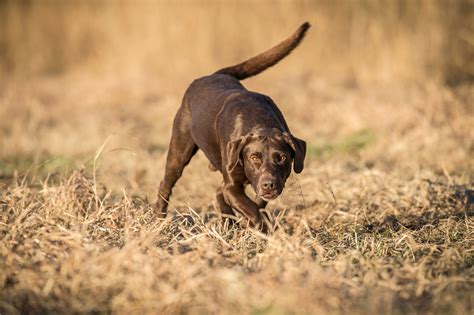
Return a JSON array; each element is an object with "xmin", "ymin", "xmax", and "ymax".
[
  {"xmin": 282, "ymin": 132, "xmax": 306, "ymax": 173},
  {"xmin": 226, "ymin": 133, "xmax": 254, "ymax": 173}
]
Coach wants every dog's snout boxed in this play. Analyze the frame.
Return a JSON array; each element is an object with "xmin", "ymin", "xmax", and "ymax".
[
  {"xmin": 258, "ymin": 175, "xmax": 280, "ymax": 201},
  {"xmin": 261, "ymin": 180, "xmax": 275, "ymax": 191}
]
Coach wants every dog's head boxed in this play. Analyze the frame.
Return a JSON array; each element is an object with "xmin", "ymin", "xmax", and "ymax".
[{"xmin": 227, "ymin": 130, "xmax": 306, "ymax": 201}]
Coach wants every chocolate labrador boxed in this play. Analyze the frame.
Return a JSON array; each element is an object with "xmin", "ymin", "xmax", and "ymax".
[{"xmin": 156, "ymin": 22, "xmax": 310, "ymax": 231}]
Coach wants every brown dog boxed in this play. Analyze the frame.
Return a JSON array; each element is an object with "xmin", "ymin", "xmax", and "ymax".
[{"xmin": 156, "ymin": 22, "xmax": 310, "ymax": 231}]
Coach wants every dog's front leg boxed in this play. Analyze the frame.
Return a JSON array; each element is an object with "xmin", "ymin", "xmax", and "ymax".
[
  {"xmin": 254, "ymin": 196, "xmax": 268, "ymax": 209},
  {"xmin": 222, "ymin": 184, "xmax": 268, "ymax": 232}
]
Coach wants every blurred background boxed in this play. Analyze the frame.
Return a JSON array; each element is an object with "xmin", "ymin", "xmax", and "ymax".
[
  {"xmin": 1, "ymin": 0, "xmax": 473, "ymax": 83},
  {"xmin": 0, "ymin": 0, "xmax": 473, "ymax": 203}
]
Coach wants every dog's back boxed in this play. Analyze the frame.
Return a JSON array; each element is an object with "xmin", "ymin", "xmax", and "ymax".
[{"xmin": 186, "ymin": 21, "xmax": 310, "ymax": 135}]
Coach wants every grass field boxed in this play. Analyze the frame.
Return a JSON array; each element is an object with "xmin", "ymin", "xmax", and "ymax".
[{"xmin": 1, "ymin": 1, "xmax": 473, "ymax": 314}]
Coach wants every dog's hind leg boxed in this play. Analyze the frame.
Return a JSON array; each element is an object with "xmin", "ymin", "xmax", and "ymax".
[{"xmin": 156, "ymin": 104, "xmax": 198, "ymax": 218}]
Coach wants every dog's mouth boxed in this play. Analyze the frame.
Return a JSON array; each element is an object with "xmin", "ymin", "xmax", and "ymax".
[{"xmin": 259, "ymin": 191, "xmax": 279, "ymax": 202}]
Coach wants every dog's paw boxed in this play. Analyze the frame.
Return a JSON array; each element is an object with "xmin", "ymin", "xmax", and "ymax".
[
  {"xmin": 154, "ymin": 201, "xmax": 168, "ymax": 219},
  {"xmin": 257, "ymin": 209, "xmax": 276, "ymax": 234}
]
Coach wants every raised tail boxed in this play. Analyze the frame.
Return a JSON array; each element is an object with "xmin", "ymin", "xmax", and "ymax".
[{"xmin": 214, "ymin": 22, "xmax": 310, "ymax": 80}]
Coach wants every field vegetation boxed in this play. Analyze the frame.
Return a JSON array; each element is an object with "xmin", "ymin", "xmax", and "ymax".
[{"xmin": 0, "ymin": 1, "xmax": 473, "ymax": 314}]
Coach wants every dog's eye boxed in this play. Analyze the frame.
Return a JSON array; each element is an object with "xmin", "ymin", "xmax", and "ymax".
[
  {"xmin": 250, "ymin": 154, "xmax": 260, "ymax": 163},
  {"xmin": 277, "ymin": 154, "xmax": 287, "ymax": 163}
]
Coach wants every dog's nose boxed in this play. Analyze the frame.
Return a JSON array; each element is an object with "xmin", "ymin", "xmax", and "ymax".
[{"xmin": 261, "ymin": 180, "xmax": 275, "ymax": 191}]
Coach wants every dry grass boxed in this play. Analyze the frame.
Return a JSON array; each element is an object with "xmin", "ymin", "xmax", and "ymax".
[
  {"xmin": 1, "ymin": 1, "xmax": 474, "ymax": 314},
  {"xmin": 0, "ymin": 168, "xmax": 472, "ymax": 314}
]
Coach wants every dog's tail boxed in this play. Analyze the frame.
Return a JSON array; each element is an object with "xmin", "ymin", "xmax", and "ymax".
[{"xmin": 214, "ymin": 22, "xmax": 310, "ymax": 80}]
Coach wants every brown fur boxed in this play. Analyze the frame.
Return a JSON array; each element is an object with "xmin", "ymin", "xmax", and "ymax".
[{"xmin": 156, "ymin": 22, "xmax": 310, "ymax": 232}]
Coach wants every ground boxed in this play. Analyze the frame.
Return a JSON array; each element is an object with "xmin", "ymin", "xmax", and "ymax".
[{"xmin": 0, "ymin": 73, "xmax": 472, "ymax": 314}]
